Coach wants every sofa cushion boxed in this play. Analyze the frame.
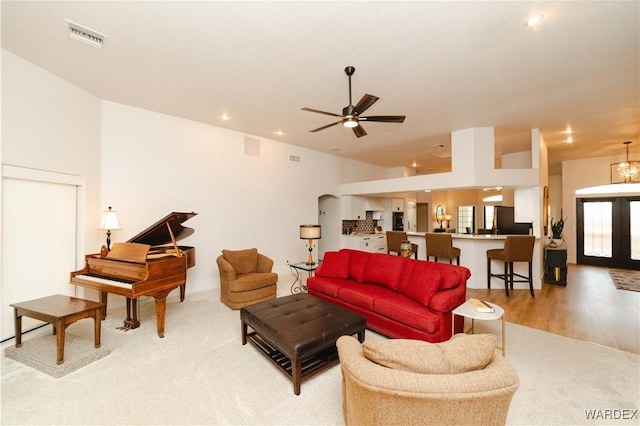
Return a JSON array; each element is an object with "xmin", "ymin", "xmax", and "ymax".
[
  {"xmin": 361, "ymin": 253, "xmax": 406, "ymax": 291},
  {"xmin": 338, "ymin": 284, "xmax": 396, "ymax": 311},
  {"xmin": 223, "ymin": 248, "xmax": 258, "ymax": 274},
  {"xmin": 363, "ymin": 333, "xmax": 496, "ymax": 374},
  {"xmin": 228, "ymin": 272, "xmax": 277, "ymax": 292},
  {"xmin": 341, "ymin": 249, "xmax": 370, "ymax": 282},
  {"xmin": 306, "ymin": 277, "xmax": 351, "ymax": 298},
  {"xmin": 403, "ymin": 261, "xmax": 442, "ymax": 307},
  {"xmin": 373, "ymin": 294, "xmax": 440, "ymax": 334},
  {"xmin": 317, "ymin": 251, "xmax": 350, "ymax": 279}
]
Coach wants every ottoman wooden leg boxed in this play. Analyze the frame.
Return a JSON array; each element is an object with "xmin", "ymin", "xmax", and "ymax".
[{"xmin": 293, "ymin": 359, "xmax": 302, "ymax": 396}]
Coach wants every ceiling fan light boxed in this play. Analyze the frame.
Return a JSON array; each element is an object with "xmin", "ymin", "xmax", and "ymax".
[{"xmin": 343, "ymin": 116, "xmax": 359, "ymax": 128}]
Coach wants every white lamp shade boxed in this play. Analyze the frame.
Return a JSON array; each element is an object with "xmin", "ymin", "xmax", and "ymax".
[
  {"xmin": 99, "ymin": 207, "xmax": 121, "ymax": 230},
  {"xmin": 300, "ymin": 224, "xmax": 321, "ymax": 239}
]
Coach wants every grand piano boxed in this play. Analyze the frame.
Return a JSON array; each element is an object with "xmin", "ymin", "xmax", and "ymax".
[{"xmin": 71, "ymin": 212, "xmax": 196, "ymax": 338}]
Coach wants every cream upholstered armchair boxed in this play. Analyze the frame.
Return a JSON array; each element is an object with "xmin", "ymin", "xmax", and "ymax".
[
  {"xmin": 216, "ymin": 248, "xmax": 277, "ymax": 309},
  {"xmin": 336, "ymin": 334, "xmax": 519, "ymax": 426}
]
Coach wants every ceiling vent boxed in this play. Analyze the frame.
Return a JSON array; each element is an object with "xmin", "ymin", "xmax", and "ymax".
[{"xmin": 66, "ymin": 20, "xmax": 106, "ymax": 48}]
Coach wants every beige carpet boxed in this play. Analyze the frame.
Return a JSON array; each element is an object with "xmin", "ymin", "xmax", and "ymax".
[
  {"xmin": 609, "ymin": 268, "xmax": 640, "ymax": 292},
  {"xmin": 1, "ymin": 287, "xmax": 638, "ymax": 425},
  {"xmin": 4, "ymin": 333, "xmax": 111, "ymax": 378}
]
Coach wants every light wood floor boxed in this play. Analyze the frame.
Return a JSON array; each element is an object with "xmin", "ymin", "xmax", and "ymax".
[{"xmin": 467, "ymin": 263, "xmax": 640, "ymax": 354}]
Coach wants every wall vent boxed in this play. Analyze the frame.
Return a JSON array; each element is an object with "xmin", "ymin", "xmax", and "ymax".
[
  {"xmin": 289, "ymin": 155, "xmax": 300, "ymax": 162},
  {"xmin": 244, "ymin": 136, "xmax": 260, "ymax": 156},
  {"xmin": 66, "ymin": 20, "xmax": 107, "ymax": 49}
]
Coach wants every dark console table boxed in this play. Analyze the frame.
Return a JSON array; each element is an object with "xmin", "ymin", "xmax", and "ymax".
[{"xmin": 544, "ymin": 246, "xmax": 567, "ymax": 285}]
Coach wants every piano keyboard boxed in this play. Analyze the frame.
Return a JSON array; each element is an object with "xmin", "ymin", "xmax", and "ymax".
[{"xmin": 74, "ymin": 274, "xmax": 134, "ymax": 289}]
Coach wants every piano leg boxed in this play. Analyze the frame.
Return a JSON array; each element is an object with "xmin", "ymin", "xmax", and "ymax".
[
  {"xmin": 180, "ymin": 283, "xmax": 186, "ymax": 302},
  {"xmin": 100, "ymin": 292, "xmax": 108, "ymax": 320},
  {"xmin": 153, "ymin": 289, "xmax": 173, "ymax": 338}
]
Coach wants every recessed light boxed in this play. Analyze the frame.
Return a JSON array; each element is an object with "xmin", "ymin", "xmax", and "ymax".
[
  {"xmin": 274, "ymin": 130, "xmax": 285, "ymax": 136},
  {"xmin": 567, "ymin": 136, "xmax": 574, "ymax": 143},
  {"xmin": 565, "ymin": 127, "xmax": 574, "ymax": 134},
  {"xmin": 220, "ymin": 113, "xmax": 231, "ymax": 121},
  {"xmin": 527, "ymin": 14, "xmax": 543, "ymax": 27},
  {"xmin": 412, "ymin": 161, "xmax": 417, "ymax": 167}
]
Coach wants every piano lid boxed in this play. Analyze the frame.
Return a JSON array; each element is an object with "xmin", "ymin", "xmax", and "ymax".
[{"xmin": 127, "ymin": 212, "xmax": 197, "ymax": 247}]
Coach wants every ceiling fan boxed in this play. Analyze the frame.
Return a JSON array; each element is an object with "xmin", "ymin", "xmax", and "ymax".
[{"xmin": 301, "ymin": 66, "xmax": 406, "ymax": 138}]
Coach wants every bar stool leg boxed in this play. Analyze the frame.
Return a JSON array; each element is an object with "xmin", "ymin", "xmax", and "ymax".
[
  {"xmin": 504, "ymin": 261, "xmax": 509, "ymax": 297},
  {"xmin": 529, "ymin": 261, "xmax": 535, "ymax": 297},
  {"xmin": 487, "ymin": 258, "xmax": 492, "ymax": 289}
]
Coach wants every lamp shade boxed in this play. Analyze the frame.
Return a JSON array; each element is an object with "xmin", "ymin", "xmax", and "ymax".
[
  {"xmin": 98, "ymin": 207, "xmax": 121, "ymax": 230},
  {"xmin": 300, "ymin": 224, "xmax": 321, "ymax": 240}
]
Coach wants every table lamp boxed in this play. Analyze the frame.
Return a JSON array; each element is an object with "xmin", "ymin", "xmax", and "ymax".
[
  {"xmin": 98, "ymin": 206, "xmax": 120, "ymax": 251},
  {"xmin": 300, "ymin": 224, "xmax": 321, "ymax": 265}
]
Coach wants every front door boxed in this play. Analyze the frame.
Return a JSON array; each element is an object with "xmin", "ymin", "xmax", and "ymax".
[{"xmin": 576, "ymin": 197, "xmax": 640, "ymax": 270}]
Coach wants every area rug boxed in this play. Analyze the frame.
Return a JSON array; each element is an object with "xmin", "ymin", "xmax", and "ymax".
[
  {"xmin": 4, "ymin": 333, "xmax": 111, "ymax": 378},
  {"xmin": 609, "ymin": 268, "xmax": 640, "ymax": 292}
]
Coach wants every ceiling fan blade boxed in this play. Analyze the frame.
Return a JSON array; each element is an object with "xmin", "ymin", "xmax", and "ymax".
[
  {"xmin": 353, "ymin": 94, "xmax": 379, "ymax": 115},
  {"xmin": 301, "ymin": 107, "xmax": 341, "ymax": 117},
  {"xmin": 360, "ymin": 115, "xmax": 406, "ymax": 123},
  {"xmin": 310, "ymin": 121, "xmax": 341, "ymax": 133},
  {"xmin": 352, "ymin": 124, "xmax": 367, "ymax": 138}
]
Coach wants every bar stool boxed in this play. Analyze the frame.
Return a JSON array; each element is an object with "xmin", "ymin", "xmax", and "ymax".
[
  {"xmin": 385, "ymin": 231, "xmax": 418, "ymax": 259},
  {"xmin": 487, "ymin": 235, "xmax": 536, "ymax": 297},
  {"xmin": 425, "ymin": 233, "xmax": 460, "ymax": 265}
]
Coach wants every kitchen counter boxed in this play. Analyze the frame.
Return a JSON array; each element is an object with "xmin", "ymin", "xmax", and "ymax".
[{"xmin": 406, "ymin": 232, "xmax": 542, "ymax": 290}]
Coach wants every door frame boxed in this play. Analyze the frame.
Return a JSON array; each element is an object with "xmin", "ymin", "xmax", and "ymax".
[{"xmin": 576, "ymin": 196, "xmax": 640, "ymax": 270}]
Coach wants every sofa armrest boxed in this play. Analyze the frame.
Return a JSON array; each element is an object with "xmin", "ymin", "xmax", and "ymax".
[
  {"xmin": 216, "ymin": 255, "xmax": 237, "ymax": 282},
  {"xmin": 257, "ymin": 253, "xmax": 274, "ymax": 273},
  {"xmin": 429, "ymin": 283, "xmax": 466, "ymax": 313}
]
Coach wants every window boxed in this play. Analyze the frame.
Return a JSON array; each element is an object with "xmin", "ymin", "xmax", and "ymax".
[
  {"xmin": 583, "ymin": 201, "xmax": 612, "ymax": 258},
  {"xmin": 483, "ymin": 205, "xmax": 495, "ymax": 230},
  {"xmin": 457, "ymin": 205, "xmax": 475, "ymax": 233}
]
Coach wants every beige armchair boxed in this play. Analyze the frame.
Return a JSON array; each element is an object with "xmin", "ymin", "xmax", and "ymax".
[
  {"xmin": 336, "ymin": 334, "xmax": 519, "ymax": 426},
  {"xmin": 216, "ymin": 248, "xmax": 277, "ymax": 309}
]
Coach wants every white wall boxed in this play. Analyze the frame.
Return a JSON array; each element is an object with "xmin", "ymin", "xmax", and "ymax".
[
  {"xmin": 99, "ymin": 102, "xmax": 385, "ymax": 293},
  {"xmin": 1, "ymin": 49, "xmax": 385, "ymax": 304},
  {"xmin": 1, "ymin": 49, "xmax": 102, "ymax": 302},
  {"xmin": 562, "ymin": 153, "xmax": 640, "ymax": 263}
]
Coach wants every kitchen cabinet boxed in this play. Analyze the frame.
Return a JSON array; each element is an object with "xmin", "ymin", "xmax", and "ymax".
[
  {"xmin": 342, "ymin": 196, "xmax": 367, "ymax": 220},
  {"xmin": 367, "ymin": 197, "xmax": 385, "ymax": 211},
  {"xmin": 341, "ymin": 234, "xmax": 386, "ymax": 253},
  {"xmin": 392, "ymin": 198, "xmax": 404, "ymax": 212}
]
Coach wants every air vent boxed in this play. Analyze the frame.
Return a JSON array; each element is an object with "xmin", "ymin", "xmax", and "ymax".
[
  {"xmin": 66, "ymin": 20, "xmax": 106, "ymax": 48},
  {"xmin": 289, "ymin": 155, "xmax": 300, "ymax": 162},
  {"xmin": 326, "ymin": 146, "xmax": 343, "ymax": 152},
  {"xmin": 244, "ymin": 136, "xmax": 260, "ymax": 156}
]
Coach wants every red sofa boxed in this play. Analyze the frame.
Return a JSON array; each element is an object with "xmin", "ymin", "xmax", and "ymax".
[{"xmin": 307, "ymin": 249, "xmax": 470, "ymax": 343}]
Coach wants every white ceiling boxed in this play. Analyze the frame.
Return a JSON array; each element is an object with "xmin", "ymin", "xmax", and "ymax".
[{"xmin": 2, "ymin": 1, "xmax": 638, "ymax": 175}]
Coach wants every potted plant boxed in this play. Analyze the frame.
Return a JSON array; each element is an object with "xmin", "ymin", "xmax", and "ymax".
[{"xmin": 550, "ymin": 213, "xmax": 565, "ymax": 244}]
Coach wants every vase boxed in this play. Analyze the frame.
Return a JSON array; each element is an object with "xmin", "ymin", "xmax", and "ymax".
[{"xmin": 400, "ymin": 240, "xmax": 413, "ymax": 258}]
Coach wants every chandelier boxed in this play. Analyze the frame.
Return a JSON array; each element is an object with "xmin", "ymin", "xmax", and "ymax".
[{"xmin": 610, "ymin": 141, "xmax": 640, "ymax": 184}]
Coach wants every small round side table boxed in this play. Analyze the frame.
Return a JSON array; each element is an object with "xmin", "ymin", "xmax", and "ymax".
[{"xmin": 452, "ymin": 300, "xmax": 506, "ymax": 356}]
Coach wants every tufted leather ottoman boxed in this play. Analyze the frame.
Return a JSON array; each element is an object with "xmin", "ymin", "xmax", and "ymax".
[{"xmin": 241, "ymin": 293, "xmax": 365, "ymax": 395}]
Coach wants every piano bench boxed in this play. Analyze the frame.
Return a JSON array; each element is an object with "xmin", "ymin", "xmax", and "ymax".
[{"xmin": 10, "ymin": 294, "xmax": 104, "ymax": 365}]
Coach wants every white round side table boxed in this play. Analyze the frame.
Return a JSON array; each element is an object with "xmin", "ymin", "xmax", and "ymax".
[{"xmin": 452, "ymin": 300, "xmax": 505, "ymax": 356}]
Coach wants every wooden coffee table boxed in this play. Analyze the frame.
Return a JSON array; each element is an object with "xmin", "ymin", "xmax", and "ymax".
[{"xmin": 10, "ymin": 294, "xmax": 104, "ymax": 365}]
